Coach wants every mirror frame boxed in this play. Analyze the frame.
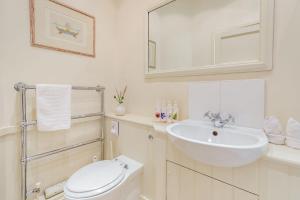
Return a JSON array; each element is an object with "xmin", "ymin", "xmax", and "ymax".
[{"xmin": 145, "ymin": 0, "xmax": 275, "ymax": 78}]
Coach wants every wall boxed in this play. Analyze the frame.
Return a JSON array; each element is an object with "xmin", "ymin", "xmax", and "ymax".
[
  {"xmin": 0, "ymin": 0, "xmax": 116, "ymax": 199},
  {"xmin": 114, "ymin": 0, "xmax": 300, "ymax": 128}
]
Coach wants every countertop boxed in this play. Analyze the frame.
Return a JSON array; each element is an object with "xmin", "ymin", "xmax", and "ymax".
[{"xmin": 106, "ymin": 113, "xmax": 300, "ymax": 167}]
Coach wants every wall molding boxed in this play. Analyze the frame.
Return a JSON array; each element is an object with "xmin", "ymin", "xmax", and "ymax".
[{"xmin": 0, "ymin": 126, "xmax": 18, "ymax": 137}]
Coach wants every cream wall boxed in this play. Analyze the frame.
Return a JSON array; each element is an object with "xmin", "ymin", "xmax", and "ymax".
[
  {"xmin": 114, "ymin": 0, "xmax": 300, "ymax": 127},
  {"xmin": 1, "ymin": 0, "xmax": 300, "ymax": 199},
  {"xmin": 0, "ymin": 0, "xmax": 116, "ymax": 199}
]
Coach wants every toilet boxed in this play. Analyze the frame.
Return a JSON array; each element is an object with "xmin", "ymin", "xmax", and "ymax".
[{"xmin": 64, "ymin": 155, "xmax": 143, "ymax": 200}]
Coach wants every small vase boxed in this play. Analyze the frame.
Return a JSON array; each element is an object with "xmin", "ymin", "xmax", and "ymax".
[{"xmin": 115, "ymin": 104, "xmax": 126, "ymax": 116}]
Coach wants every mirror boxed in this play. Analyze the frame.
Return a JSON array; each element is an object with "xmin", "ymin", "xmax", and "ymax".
[{"xmin": 146, "ymin": 0, "xmax": 274, "ymax": 77}]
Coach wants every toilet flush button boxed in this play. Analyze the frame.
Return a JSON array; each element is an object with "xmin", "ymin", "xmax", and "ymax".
[{"xmin": 111, "ymin": 120, "xmax": 119, "ymax": 136}]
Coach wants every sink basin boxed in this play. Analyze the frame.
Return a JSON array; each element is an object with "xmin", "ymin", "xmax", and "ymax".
[{"xmin": 166, "ymin": 120, "xmax": 268, "ymax": 167}]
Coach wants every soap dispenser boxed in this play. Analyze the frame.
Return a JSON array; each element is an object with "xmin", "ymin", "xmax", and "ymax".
[
  {"xmin": 166, "ymin": 101, "xmax": 173, "ymax": 123},
  {"xmin": 172, "ymin": 101, "xmax": 179, "ymax": 122}
]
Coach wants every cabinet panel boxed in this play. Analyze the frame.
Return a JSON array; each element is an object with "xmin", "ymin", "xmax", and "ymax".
[
  {"xmin": 212, "ymin": 180, "xmax": 233, "ymax": 200},
  {"xmin": 168, "ymin": 142, "xmax": 258, "ymax": 194},
  {"xmin": 259, "ymin": 160, "xmax": 300, "ymax": 200},
  {"xmin": 167, "ymin": 162, "xmax": 211, "ymax": 200},
  {"xmin": 234, "ymin": 189, "xmax": 258, "ymax": 200},
  {"xmin": 167, "ymin": 161, "xmax": 258, "ymax": 200}
]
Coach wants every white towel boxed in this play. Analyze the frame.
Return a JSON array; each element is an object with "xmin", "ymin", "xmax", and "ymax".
[
  {"xmin": 36, "ymin": 84, "xmax": 71, "ymax": 132},
  {"xmin": 263, "ymin": 116, "xmax": 285, "ymax": 144},
  {"xmin": 263, "ymin": 116, "xmax": 282, "ymax": 135},
  {"xmin": 286, "ymin": 118, "xmax": 300, "ymax": 149}
]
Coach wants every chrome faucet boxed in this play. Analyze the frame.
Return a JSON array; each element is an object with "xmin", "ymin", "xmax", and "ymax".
[{"xmin": 204, "ymin": 111, "xmax": 235, "ymax": 128}]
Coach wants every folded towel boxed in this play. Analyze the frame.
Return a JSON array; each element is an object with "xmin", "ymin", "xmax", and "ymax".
[
  {"xmin": 263, "ymin": 116, "xmax": 285, "ymax": 144},
  {"xmin": 266, "ymin": 133, "xmax": 285, "ymax": 145},
  {"xmin": 286, "ymin": 118, "xmax": 300, "ymax": 149},
  {"xmin": 286, "ymin": 118, "xmax": 300, "ymax": 138},
  {"xmin": 286, "ymin": 136, "xmax": 300, "ymax": 150},
  {"xmin": 263, "ymin": 116, "xmax": 282, "ymax": 135},
  {"xmin": 36, "ymin": 84, "xmax": 71, "ymax": 132}
]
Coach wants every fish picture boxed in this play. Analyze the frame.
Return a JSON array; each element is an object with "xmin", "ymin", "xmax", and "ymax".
[{"xmin": 54, "ymin": 23, "xmax": 80, "ymax": 38}]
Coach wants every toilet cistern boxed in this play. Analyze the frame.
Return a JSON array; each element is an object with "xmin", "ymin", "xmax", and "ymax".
[{"xmin": 204, "ymin": 111, "xmax": 235, "ymax": 128}]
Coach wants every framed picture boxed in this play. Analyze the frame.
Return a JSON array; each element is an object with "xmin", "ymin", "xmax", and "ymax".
[
  {"xmin": 148, "ymin": 40, "xmax": 156, "ymax": 69},
  {"xmin": 30, "ymin": 0, "xmax": 95, "ymax": 57}
]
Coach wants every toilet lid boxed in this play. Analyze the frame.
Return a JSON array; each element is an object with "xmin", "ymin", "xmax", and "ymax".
[{"xmin": 65, "ymin": 160, "xmax": 126, "ymax": 196}]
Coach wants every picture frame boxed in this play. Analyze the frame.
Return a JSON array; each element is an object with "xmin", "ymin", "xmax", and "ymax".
[{"xmin": 30, "ymin": 0, "xmax": 95, "ymax": 57}]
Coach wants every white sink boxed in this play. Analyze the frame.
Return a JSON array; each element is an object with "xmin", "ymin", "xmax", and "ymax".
[{"xmin": 166, "ymin": 120, "xmax": 268, "ymax": 167}]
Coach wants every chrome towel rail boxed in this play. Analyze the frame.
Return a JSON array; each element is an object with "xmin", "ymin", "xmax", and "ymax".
[
  {"xmin": 25, "ymin": 138, "xmax": 104, "ymax": 162},
  {"xmin": 14, "ymin": 82, "xmax": 105, "ymax": 92},
  {"xmin": 14, "ymin": 82, "xmax": 105, "ymax": 200},
  {"xmin": 23, "ymin": 112, "xmax": 105, "ymax": 127}
]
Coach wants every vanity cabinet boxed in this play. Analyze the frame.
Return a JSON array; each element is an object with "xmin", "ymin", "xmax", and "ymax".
[
  {"xmin": 167, "ymin": 162, "xmax": 258, "ymax": 200},
  {"xmin": 167, "ymin": 141, "xmax": 259, "ymax": 194},
  {"xmin": 105, "ymin": 116, "xmax": 300, "ymax": 200}
]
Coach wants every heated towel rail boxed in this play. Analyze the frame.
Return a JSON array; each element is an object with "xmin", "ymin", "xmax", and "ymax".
[{"xmin": 14, "ymin": 82, "xmax": 105, "ymax": 200}]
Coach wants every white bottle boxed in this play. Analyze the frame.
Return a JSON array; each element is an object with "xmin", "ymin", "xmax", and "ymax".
[
  {"xmin": 154, "ymin": 100, "xmax": 161, "ymax": 122},
  {"xmin": 166, "ymin": 101, "xmax": 173, "ymax": 123},
  {"xmin": 160, "ymin": 100, "xmax": 167, "ymax": 122},
  {"xmin": 172, "ymin": 101, "xmax": 179, "ymax": 122}
]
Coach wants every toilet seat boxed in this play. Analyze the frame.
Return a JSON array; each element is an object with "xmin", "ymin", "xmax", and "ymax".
[{"xmin": 64, "ymin": 160, "xmax": 127, "ymax": 199}]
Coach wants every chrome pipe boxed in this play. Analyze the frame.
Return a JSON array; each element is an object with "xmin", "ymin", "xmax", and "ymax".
[
  {"xmin": 100, "ymin": 90, "xmax": 105, "ymax": 160},
  {"xmin": 20, "ymin": 84, "xmax": 28, "ymax": 200},
  {"xmin": 26, "ymin": 138, "xmax": 104, "ymax": 162},
  {"xmin": 14, "ymin": 82, "xmax": 105, "ymax": 92},
  {"xmin": 22, "ymin": 112, "xmax": 105, "ymax": 127}
]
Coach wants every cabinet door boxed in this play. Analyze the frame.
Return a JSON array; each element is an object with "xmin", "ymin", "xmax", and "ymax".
[
  {"xmin": 167, "ymin": 161, "xmax": 258, "ymax": 200},
  {"xmin": 167, "ymin": 162, "xmax": 212, "ymax": 200},
  {"xmin": 212, "ymin": 180, "xmax": 233, "ymax": 200}
]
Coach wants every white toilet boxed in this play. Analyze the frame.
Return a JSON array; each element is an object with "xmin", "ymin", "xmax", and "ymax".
[{"xmin": 64, "ymin": 155, "xmax": 143, "ymax": 200}]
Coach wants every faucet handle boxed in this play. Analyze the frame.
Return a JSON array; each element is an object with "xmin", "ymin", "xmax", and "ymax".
[
  {"xmin": 220, "ymin": 113, "xmax": 235, "ymax": 124},
  {"xmin": 204, "ymin": 111, "xmax": 215, "ymax": 120},
  {"xmin": 204, "ymin": 111, "xmax": 220, "ymax": 121},
  {"xmin": 229, "ymin": 114, "xmax": 235, "ymax": 123},
  {"xmin": 204, "ymin": 111, "xmax": 211, "ymax": 118}
]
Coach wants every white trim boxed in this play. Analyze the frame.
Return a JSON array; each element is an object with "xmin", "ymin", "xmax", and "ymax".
[
  {"xmin": 145, "ymin": 60, "xmax": 268, "ymax": 78},
  {"xmin": 144, "ymin": 0, "xmax": 175, "ymax": 74},
  {"xmin": 145, "ymin": 0, "xmax": 275, "ymax": 78},
  {"xmin": 214, "ymin": 22, "xmax": 261, "ymax": 64},
  {"xmin": 105, "ymin": 113, "xmax": 154, "ymax": 127}
]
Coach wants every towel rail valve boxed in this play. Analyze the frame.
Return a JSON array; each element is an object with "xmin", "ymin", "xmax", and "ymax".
[{"xmin": 27, "ymin": 182, "xmax": 41, "ymax": 197}]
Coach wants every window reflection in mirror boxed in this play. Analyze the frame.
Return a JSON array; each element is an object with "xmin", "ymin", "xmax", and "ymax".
[{"xmin": 148, "ymin": 0, "xmax": 261, "ymax": 73}]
